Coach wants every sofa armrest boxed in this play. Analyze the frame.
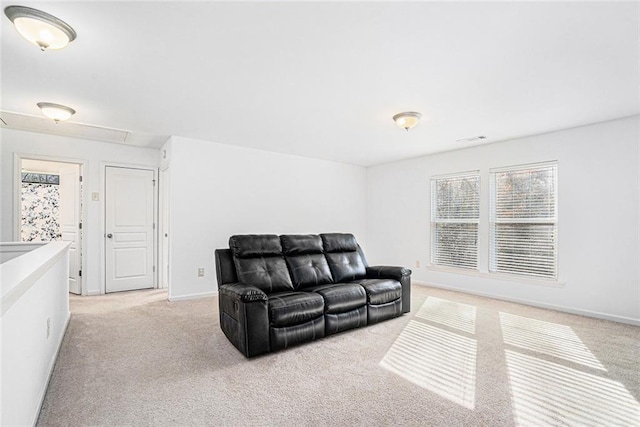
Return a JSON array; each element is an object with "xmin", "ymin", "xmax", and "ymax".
[
  {"xmin": 215, "ymin": 248, "xmax": 237, "ymax": 288},
  {"xmin": 366, "ymin": 266, "xmax": 412, "ymax": 314},
  {"xmin": 218, "ymin": 283, "xmax": 270, "ymax": 357},
  {"xmin": 219, "ymin": 282, "xmax": 268, "ymax": 303},
  {"xmin": 366, "ymin": 266, "xmax": 412, "ymax": 281}
]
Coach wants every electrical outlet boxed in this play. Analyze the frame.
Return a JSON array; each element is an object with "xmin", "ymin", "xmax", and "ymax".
[
  {"xmin": 415, "ymin": 260, "xmax": 421, "ymax": 268},
  {"xmin": 198, "ymin": 268, "xmax": 205, "ymax": 277},
  {"xmin": 47, "ymin": 317, "xmax": 50, "ymax": 339},
  {"xmin": 91, "ymin": 192, "xmax": 99, "ymax": 201}
]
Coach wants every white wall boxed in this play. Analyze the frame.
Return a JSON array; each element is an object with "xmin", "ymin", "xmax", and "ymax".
[
  {"xmin": 166, "ymin": 136, "xmax": 367, "ymax": 300},
  {"xmin": 1, "ymin": 242, "xmax": 70, "ymax": 426},
  {"xmin": 0, "ymin": 128, "xmax": 159, "ymax": 295},
  {"xmin": 367, "ymin": 116, "xmax": 640, "ymax": 323}
]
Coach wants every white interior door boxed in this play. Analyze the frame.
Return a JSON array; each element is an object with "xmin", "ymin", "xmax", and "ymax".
[
  {"xmin": 105, "ymin": 166, "xmax": 155, "ymax": 293},
  {"xmin": 59, "ymin": 164, "xmax": 82, "ymax": 294}
]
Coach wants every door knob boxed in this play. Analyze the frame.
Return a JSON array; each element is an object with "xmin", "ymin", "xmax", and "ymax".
[{"xmin": 107, "ymin": 233, "xmax": 113, "ymax": 238}]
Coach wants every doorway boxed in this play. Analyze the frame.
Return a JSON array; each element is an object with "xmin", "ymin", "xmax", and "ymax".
[
  {"xmin": 16, "ymin": 156, "xmax": 84, "ymax": 295},
  {"xmin": 104, "ymin": 166, "xmax": 156, "ymax": 293}
]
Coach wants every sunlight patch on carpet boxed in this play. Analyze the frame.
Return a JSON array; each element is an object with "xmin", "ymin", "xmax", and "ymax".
[
  {"xmin": 415, "ymin": 297, "xmax": 477, "ymax": 334},
  {"xmin": 500, "ymin": 312, "xmax": 605, "ymax": 370},
  {"xmin": 380, "ymin": 320, "xmax": 476, "ymax": 409},
  {"xmin": 505, "ymin": 350, "xmax": 640, "ymax": 426}
]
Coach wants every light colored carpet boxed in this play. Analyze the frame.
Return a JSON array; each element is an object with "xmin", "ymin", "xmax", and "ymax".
[{"xmin": 37, "ymin": 284, "xmax": 640, "ymax": 426}]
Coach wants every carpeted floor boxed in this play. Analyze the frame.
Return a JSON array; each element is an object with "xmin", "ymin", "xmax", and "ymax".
[{"xmin": 37, "ymin": 284, "xmax": 640, "ymax": 426}]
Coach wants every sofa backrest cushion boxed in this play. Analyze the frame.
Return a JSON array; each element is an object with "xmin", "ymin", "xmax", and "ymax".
[
  {"xmin": 281, "ymin": 235, "xmax": 333, "ymax": 288},
  {"xmin": 285, "ymin": 254, "xmax": 334, "ymax": 289},
  {"xmin": 321, "ymin": 233, "xmax": 366, "ymax": 282},
  {"xmin": 321, "ymin": 233, "xmax": 358, "ymax": 253},
  {"xmin": 230, "ymin": 234, "xmax": 283, "ymax": 258},
  {"xmin": 230, "ymin": 235, "xmax": 293, "ymax": 293},
  {"xmin": 324, "ymin": 252, "xmax": 366, "ymax": 282},
  {"xmin": 234, "ymin": 257, "xmax": 293, "ymax": 293},
  {"xmin": 281, "ymin": 234, "xmax": 324, "ymax": 255}
]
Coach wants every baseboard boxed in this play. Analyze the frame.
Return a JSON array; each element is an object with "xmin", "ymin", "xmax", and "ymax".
[
  {"xmin": 168, "ymin": 290, "xmax": 218, "ymax": 302},
  {"xmin": 32, "ymin": 311, "xmax": 71, "ymax": 426},
  {"xmin": 86, "ymin": 290, "xmax": 101, "ymax": 296},
  {"xmin": 414, "ymin": 280, "xmax": 640, "ymax": 327}
]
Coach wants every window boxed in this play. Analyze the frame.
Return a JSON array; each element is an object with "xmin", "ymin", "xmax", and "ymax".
[
  {"xmin": 490, "ymin": 163, "xmax": 558, "ymax": 279},
  {"xmin": 431, "ymin": 172, "xmax": 480, "ymax": 269}
]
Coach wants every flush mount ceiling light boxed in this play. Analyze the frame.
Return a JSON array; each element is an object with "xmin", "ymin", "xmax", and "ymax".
[
  {"xmin": 37, "ymin": 102, "xmax": 76, "ymax": 123},
  {"xmin": 393, "ymin": 111, "xmax": 421, "ymax": 131},
  {"xmin": 4, "ymin": 5, "xmax": 77, "ymax": 51}
]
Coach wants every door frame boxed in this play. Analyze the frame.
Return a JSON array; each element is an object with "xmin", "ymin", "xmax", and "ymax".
[
  {"xmin": 100, "ymin": 162, "xmax": 159, "ymax": 295},
  {"xmin": 159, "ymin": 165, "xmax": 170, "ymax": 292},
  {"xmin": 13, "ymin": 153, "xmax": 88, "ymax": 295}
]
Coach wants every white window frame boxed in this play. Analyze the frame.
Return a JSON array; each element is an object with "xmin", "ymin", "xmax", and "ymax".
[
  {"xmin": 489, "ymin": 161, "xmax": 558, "ymax": 280},
  {"xmin": 430, "ymin": 171, "xmax": 480, "ymax": 271}
]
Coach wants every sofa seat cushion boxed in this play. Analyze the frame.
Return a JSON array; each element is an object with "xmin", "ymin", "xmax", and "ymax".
[
  {"xmin": 307, "ymin": 283, "xmax": 367, "ymax": 314},
  {"xmin": 325, "ymin": 306, "xmax": 367, "ymax": 335},
  {"xmin": 270, "ymin": 317, "xmax": 325, "ymax": 351},
  {"xmin": 268, "ymin": 292, "xmax": 324, "ymax": 327},
  {"xmin": 355, "ymin": 279, "xmax": 402, "ymax": 305},
  {"xmin": 368, "ymin": 299, "xmax": 403, "ymax": 324}
]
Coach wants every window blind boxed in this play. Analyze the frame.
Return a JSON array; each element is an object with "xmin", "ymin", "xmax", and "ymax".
[
  {"xmin": 490, "ymin": 163, "xmax": 557, "ymax": 279},
  {"xmin": 431, "ymin": 173, "xmax": 479, "ymax": 269}
]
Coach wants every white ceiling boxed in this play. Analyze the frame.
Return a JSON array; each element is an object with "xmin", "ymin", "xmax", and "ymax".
[{"xmin": 2, "ymin": 1, "xmax": 638, "ymax": 167}]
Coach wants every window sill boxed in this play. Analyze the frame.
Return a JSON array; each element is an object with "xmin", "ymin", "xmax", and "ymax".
[{"xmin": 425, "ymin": 264, "xmax": 565, "ymax": 288}]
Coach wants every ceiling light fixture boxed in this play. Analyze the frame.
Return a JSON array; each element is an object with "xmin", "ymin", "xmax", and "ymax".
[
  {"xmin": 393, "ymin": 111, "xmax": 421, "ymax": 131},
  {"xmin": 4, "ymin": 6, "xmax": 77, "ymax": 51},
  {"xmin": 37, "ymin": 102, "xmax": 76, "ymax": 123}
]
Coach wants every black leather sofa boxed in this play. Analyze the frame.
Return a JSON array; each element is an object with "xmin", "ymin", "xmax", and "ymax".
[{"xmin": 215, "ymin": 233, "xmax": 411, "ymax": 357}]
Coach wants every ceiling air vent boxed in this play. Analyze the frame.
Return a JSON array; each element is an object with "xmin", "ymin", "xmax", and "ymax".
[
  {"xmin": 456, "ymin": 135, "xmax": 487, "ymax": 143},
  {"xmin": 1, "ymin": 110, "xmax": 169, "ymax": 147},
  {"xmin": 0, "ymin": 110, "xmax": 129, "ymax": 142}
]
